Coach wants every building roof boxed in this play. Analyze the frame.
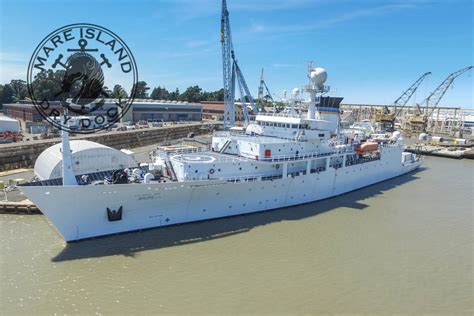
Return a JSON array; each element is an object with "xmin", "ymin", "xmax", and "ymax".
[
  {"xmin": 0, "ymin": 115, "xmax": 20, "ymax": 123},
  {"xmin": 4, "ymin": 99, "xmax": 202, "ymax": 109},
  {"xmin": 201, "ymin": 102, "xmax": 224, "ymax": 111},
  {"xmin": 201, "ymin": 101, "xmax": 247, "ymax": 112}
]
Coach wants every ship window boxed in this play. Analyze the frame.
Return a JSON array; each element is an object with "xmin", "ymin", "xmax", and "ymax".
[
  {"xmin": 292, "ymin": 124, "xmax": 297, "ymax": 128},
  {"xmin": 195, "ymin": 170, "xmax": 198, "ymax": 173},
  {"xmin": 319, "ymin": 133, "xmax": 325, "ymax": 137}
]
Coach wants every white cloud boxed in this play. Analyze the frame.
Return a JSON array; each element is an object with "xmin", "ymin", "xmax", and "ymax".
[
  {"xmin": 246, "ymin": 2, "xmax": 424, "ymax": 35},
  {"xmin": 272, "ymin": 63, "xmax": 300, "ymax": 69}
]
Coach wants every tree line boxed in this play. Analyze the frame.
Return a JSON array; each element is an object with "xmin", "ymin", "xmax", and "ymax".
[{"xmin": 0, "ymin": 70, "xmax": 224, "ymax": 109}]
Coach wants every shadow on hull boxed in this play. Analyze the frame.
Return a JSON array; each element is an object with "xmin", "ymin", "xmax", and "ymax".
[{"xmin": 52, "ymin": 167, "xmax": 425, "ymax": 262}]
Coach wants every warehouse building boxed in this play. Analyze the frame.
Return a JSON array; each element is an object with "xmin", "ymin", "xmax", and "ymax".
[
  {"xmin": 201, "ymin": 101, "xmax": 254, "ymax": 121},
  {"xmin": 3, "ymin": 99, "xmax": 202, "ymax": 132}
]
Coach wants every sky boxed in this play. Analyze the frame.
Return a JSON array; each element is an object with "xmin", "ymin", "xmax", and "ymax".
[{"xmin": 0, "ymin": 0, "xmax": 472, "ymax": 108}]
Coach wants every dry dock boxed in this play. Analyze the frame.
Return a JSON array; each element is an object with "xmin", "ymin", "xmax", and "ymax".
[{"xmin": 404, "ymin": 143, "xmax": 474, "ymax": 159}]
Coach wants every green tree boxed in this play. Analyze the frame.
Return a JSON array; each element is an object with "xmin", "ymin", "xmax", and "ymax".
[
  {"xmin": 0, "ymin": 84, "xmax": 15, "ymax": 108},
  {"xmin": 131, "ymin": 81, "xmax": 150, "ymax": 99},
  {"xmin": 179, "ymin": 85, "xmax": 202, "ymax": 103},
  {"xmin": 214, "ymin": 88, "xmax": 224, "ymax": 101},
  {"xmin": 9, "ymin": 79, "xmax": 28, "ymax": 101},
  {"xmin": 169, "ymin": 88, "xmax": 180, "ymax": 101},
  {"xmin": 200, "ymin": 88, "xmax": 224, "ymax": 101},
  {"xmin": 150, "ymin": 86, "xmax": 170, "ymax": 100},
  {"xmin": 30, "ymin": 69, "xmax": 63, "ymax": 101},
  {"xmin": 112, "ymin": 84, "xmax": 129, "ymax": 99}
]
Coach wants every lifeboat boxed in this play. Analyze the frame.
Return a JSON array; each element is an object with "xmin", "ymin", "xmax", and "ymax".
[{"xmin": 356, "ymin": 141, "xmax": 379, "ymax": 154}]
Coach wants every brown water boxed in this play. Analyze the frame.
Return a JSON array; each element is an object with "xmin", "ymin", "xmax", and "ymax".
[{"xmin": 1, "ymin": 157, "xmax": 473, "ymax": 315}]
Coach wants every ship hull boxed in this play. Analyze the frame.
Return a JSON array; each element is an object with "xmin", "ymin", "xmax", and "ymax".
[{"xmin": 20, "ymin": 152, "xmax": 421, "ymax": 242}]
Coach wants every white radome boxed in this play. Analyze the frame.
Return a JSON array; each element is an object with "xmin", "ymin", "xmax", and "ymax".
[
  {"xmin": 292, "ymin": 87, "xmax": 300, "ymax": 97},
  {"xmin": 310, "ymin": 67, "xmax": 327, "ymax": 85}
]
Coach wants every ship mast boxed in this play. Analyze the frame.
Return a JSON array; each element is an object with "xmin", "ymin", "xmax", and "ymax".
[
  {"xmin": 61, "ymin": 110, "xmax": 77, "ymax": 186},
  {"xmin": 303, "ymin": 61, "xmax": 330, "ymax": 120}
]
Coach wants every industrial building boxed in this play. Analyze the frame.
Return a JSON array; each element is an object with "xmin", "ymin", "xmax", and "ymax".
[
  {"xmin": 114, "ymin": 99, "xmax": 202, "ymax": 123},
  {"xmin": 3, "ymin": 99, "xmax": 202, "ymax": 132},
  {"xmin": 201, "ymin": 101, "xmax": 254, "ymax": 122}
]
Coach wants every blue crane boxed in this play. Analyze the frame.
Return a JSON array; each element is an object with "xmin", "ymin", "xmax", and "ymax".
[{"xmin": 221, "ymin": 0, "xmax": 258, "ymax": 129}]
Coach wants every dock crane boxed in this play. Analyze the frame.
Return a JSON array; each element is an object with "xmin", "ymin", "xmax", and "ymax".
[
  {"xmin": 221, "ymin": 0, "xmax": 258, "ymax": 129},
  {"xmin": 257, "ymin": 68, "xmax": 274, "ymax": 111},
  {"xmin": 375, "ymin": 72, "xmax": 431, "ymax": 131},
  {"xmin": 405, "ymin": 66, "xmax": 473, "ymax": 133}
]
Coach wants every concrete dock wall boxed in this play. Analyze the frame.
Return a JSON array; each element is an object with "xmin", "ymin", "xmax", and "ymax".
[{"xmin": 0, "ymin": 122, "xmax": 221, "ymax": 172}]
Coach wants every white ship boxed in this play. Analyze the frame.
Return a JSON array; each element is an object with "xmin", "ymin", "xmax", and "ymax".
[{"xmin": 20, "ymin": 67, "xmax": 421, "ymax": 242}]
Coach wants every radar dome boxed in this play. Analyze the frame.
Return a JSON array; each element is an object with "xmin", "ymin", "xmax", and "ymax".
[
  {"xmin": 310, "ymin": 67, "xmax": 327, "ymax": 85},
  {"xmin": 292, "ymin": 88, "xmax": 300, "ymax": 97}
]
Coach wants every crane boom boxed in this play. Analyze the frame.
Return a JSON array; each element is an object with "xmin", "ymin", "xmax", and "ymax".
[
  {"xmin": 423, "ymin": 66, "xmax": 472, "ymax": 116},
  {"xmin": 257, "ymin": 68, "xmax": 264, "ymax": 101},
  {"xmin": 220, "ymin": 0, "xmax": 257, "ymax": 128},
  {"xmin": 221, "ymin": 0, "xmax": 234, "ymax": 129},
  {"xmin": 393, "ymin": 72, "xmax": 431, "ymax": 116}
]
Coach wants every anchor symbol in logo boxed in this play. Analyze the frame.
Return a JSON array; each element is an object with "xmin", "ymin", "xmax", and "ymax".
[{"xmin": 52, "ymin": 39, "xmax": 112, "ymax": 114}]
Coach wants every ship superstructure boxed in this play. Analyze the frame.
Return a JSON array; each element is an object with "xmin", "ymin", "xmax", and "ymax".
[{"xmin": 19, "ymin": 65, "xmax": 421, "ymax": 241}]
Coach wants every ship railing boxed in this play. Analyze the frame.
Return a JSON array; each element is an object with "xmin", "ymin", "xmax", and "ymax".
[
  {"xmin": 345, "ymin": 155, "xmax": 381, "ymax": 167},
  {"xmin": 214, "ymin": 173, "xmax": 283, "ymax": 183},
  {"xmin": 213, "ymin": 130, "xmax": 246, "ymax": 137},
  {"xmin": 152, "ymin": 146, "xmax": 209, "ymax": 159},
  {"xmin": 257, "ymin": 112, "xmax": 302, "ymax": 118},
  {"xmin": 158, "ymin": 146, "xmax": 356, "ymax": 165},
  {"xmin": 259, "ymin": 148, "xmax": 353, "ymax": 162}
]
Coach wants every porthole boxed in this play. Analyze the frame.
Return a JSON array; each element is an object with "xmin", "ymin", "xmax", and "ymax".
[
  {"xmin": 218, "ymin": 169, "xmax": 221, "ymax": 172},
  {"xmin": 229, "ymin": 205, "xmax": 232, "ymax": 208},
  {"xmin": 195, "ymin": 170, "xmax": 198, "ymax": 173}
]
